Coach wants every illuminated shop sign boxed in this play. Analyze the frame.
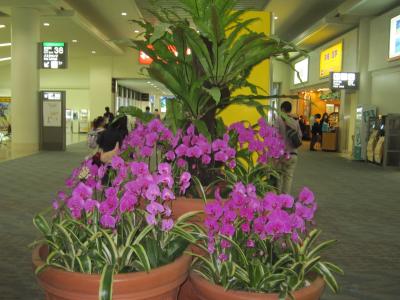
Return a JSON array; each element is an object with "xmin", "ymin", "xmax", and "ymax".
[
  {"xmin": 330, "ymin": 72, "xmax": 359, "ymax": 90},
  {"xmin": 320, "ymin": 41, "xmax": 342, "ymax": 78},
  {"xmin": 293, "ymin": 58, "xmax": 309, "ymax": 85},
  {"xmin": 389, "ymin": 15, "xmax": 400, "ymax": 60},
  {"xmin": 40, "ymin": 42, "xmax": 67, "ymax": 69}
]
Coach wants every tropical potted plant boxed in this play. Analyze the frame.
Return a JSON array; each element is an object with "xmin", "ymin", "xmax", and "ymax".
[
  {"xmin": 131, "ymin": 0, "xmax": 303, "ymax": 138},
  {"xmin": 31, "ymin": 119, "xmax": 204, "ymax": 300},
  {"xmin": 187, "ymin": 184, "xmax": 343, "ymax": 300}
]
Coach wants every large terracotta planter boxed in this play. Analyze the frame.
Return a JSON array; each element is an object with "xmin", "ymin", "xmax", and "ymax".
[
  {"xmin": 172, "ymin": 197, "xmax": 208, "ymax": 221},
  {"xmin": 190, "ymin": 272, "xmax": 325, "ymax": 300},
  {"xmin": 32, "ymin": 244, "xmax": 191, "ymax": 300}
]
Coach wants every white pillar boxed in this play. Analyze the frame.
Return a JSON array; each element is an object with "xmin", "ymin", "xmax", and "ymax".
[
  {"xmin": 11, "ymin": 7, "xmax": 40, "ymax": 153},
  {"xmin": 357, "ymin": 18, "xmax": 372, "ymax": 107}
]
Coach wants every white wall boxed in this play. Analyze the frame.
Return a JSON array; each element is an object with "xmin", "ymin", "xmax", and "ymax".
[
  {"xmin": 0, "ymin": 64, "xmax": 11, "ymax": 96},
  {"xmin": 369, "ymin": 6, "xmax": 400, "ymax": 115}
]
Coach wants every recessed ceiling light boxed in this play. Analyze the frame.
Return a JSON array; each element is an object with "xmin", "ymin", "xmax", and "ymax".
[
  {"xmin": 147, "ymin": 81, "xmax": 151, "ymax": 84},
  {"xmin": 274, "ymin": 16, "xmax": 278, "ymax": 20},
  {"xmin": 121, "ymin": 12, "xmax": 127, "ymax": 16},
  {"xmin": 0, "ymin": 57, "xmax": 11, "ymax": 62},
  {"xmin": 43, "ymin": 22, "xmax": 50, "ymax": 27},
  {"xmin": 91, "ymin": 50, "xmax": 96, "ymax": 54},
  {"xmin": 72, "ymin": 39, "xmax": 78, "ymax": 43},
  {"xmin": 0, "ymin": 43, "xmax": 11, "ymax": 47},
  {"xmin": 0, "ymin": 25, "xmax": 6, "ymax": 29},
  {"xmin": 134, "ymin": 30, "xmax": 140, "ymax": 33}
]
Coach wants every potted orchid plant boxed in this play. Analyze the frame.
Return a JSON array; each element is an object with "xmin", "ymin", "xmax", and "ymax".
[
  {"xmin": 188, "ymin": 184, "xmax": 343, "ymax": 300},
  {"xmin": 31, "ymin": 120, "xmax": 203, "ymax": 300}
]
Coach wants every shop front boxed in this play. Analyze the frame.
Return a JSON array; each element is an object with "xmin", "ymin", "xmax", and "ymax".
[{"xmin": 297, "ymin": 89, "xmax": 340, "ymax": 151}]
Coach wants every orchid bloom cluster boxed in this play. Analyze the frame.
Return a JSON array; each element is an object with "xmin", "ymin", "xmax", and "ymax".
[
  {"xmin": 229, "ymin": 118, "xmax": 286, "ymax": 163},
  {"xmin": 168, "ymin": 124, "xmax": 236, "ymax": 169},
  {"xmin": 204, "ymin": 183, "xmax": 317, "ymax": 261},
  {"xmin": 56, "ymin": 156, "xmax": 191, "ymax": 231}
]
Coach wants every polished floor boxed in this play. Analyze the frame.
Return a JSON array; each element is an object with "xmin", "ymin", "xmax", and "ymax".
[{"xmin": 0, "ymin": 143, "xmax": 399, "ymax": 299}]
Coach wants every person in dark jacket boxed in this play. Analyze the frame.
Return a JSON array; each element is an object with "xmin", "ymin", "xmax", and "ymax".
[{"xmin": 310, "ymin": 114, "xmax": 321, "ymax": 151}]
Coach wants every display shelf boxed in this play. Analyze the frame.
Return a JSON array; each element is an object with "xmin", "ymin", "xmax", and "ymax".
[{"xmin": 383, "ymin": 114, "xmax": 400, "ymax": 168}]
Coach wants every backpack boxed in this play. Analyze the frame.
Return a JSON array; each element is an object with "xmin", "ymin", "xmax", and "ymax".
[
  {"xmin": 285, "ymin": 120, "xmax": 302, "ymax": 149},
  {"xmin": 87, "ymin": 130, "xmax": 100, "ymax": 149}
]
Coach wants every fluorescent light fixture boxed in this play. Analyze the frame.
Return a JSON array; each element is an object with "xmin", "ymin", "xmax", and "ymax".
[
  {"xmin": 0, "ymin": 43, "xmax": 11, "ymax": 47},
  {"xmin": 147, "ymin": 81, "xmax": 151, "ymax": 84},
  {"xmin": 0, "ymin": 25, "xmax": 6, "ymax": 29},
  {"xmin": 72, "ymin": 39, "xmax": 78, "ymax": 43},
  {"xmin": 91, "ymin": 50, "xmax": 96, "ymax": 54},
  {"xmin": 134, "ymin": 30, "xmax": 140, "ymax": 33},
  {"xmin": 121, "ymin": 12, "xmax": 127, "ymax": 16},
  {"xmin": 0, "ymin": 57, "xmax": 11, "ymax": 62},
  {"xmin": 274, "ymin": 16, "xmax": 278, "ymax": 20},
  {"xmin": 43, "ymin": 22, "xmax": 50, "ymax": 27}
]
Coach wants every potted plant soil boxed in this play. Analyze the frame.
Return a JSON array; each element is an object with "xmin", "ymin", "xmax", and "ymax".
[
  {"xmin": 31, "ymin": 119, "xmax": 203, "ymax": 300},
  {"xmin": 187, "ymin": 185, "xmax": 343, "ymax": 300}
]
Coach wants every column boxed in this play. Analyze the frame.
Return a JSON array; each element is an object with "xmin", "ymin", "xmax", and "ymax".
[
  {"xmin": 11, "ymin": 7, "xmax": 40, "ymax": 153},
  {"xmin": 357, "ymin": 18, "xmax": 372, "ymax": 107},
  {"xmin": 89, "ymin": 56, "xmax": 113, "ymax": 120}
]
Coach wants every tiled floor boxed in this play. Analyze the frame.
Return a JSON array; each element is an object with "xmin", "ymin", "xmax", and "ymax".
[{"xmin": 0, "ymin": 144, "xmax": 399, "ymax": 299}]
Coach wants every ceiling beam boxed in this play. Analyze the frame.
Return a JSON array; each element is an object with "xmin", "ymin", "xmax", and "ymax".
[{"xmin": 46, "ymin": 0, "xmax": 124, "ymax": 55}]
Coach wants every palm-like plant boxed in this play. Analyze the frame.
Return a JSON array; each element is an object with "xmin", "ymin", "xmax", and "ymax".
[{"xmin": 131, "ymin": 0, "xmax": 303, "ymax": 138}]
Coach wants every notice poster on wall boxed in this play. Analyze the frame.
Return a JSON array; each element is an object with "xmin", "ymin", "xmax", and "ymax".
[
  {"xmin": 389, "ymin": 14, "xmax": 400, "ymax": 60},
  {"xmin": 320, "ymin": 42, "xmax": 343, "ymax": 78},
  {"xmin": 43, "ymin": 101, "xmax": 62, "ymax": 127}
]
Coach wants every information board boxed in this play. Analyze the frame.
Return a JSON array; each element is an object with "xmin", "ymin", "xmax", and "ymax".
[
  {"xmin": 40, "ymin": 42, "xmax": 68, "ymax": 69},
  {"xmin": 330, "ymin": 72, "xmax": 359, "ymax": 90},
  {"xmin": 294, "ymin": 58, "xmax": 309, "ymax": 85},
  {"xmin": 320, "ymin": 42, "xmax": 342, "ymax": 78}
]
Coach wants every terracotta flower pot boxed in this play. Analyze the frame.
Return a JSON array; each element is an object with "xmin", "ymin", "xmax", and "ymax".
[
  {"xmin": 189, "ymin": 272, "xmax": 325, "ymax": 300},
  {"xmin": 172, "ymin": 197, "xmax": 208, "ymax": 222},
  {"xmin": 32, "ymin": 244, "xmax": 191, "ymax": 300}
]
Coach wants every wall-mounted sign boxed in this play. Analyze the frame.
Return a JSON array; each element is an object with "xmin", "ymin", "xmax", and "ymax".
[
  {"xmin": 43, "ymin": 91, "xmax": 62, "ymax": 100},
  {"xmin": 320, "ymin": 41, "xmax": 342, "ymax": 78},
  {"xmin": 294, "ymin": 58, "xmax": 309, "ymax": 85},
  {"xmin": 40, "ymin": 42, "xmax": 68, "ymax": 69},
  {"xmin": 330, "ymin": 72, "xmax": 359, "ymax": 90},
  {"xmin": 389, "ymin": 14, "xmax": 400, "ymax": 60}
]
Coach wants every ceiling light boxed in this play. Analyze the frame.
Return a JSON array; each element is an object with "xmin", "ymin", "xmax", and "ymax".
[
  {"xmin": 121, "ymin": 12, "xmax": 127, "ymax": 16},
  {"xmin": 91, "ymin": 50, "xmax": 96, "ymax": 54},
  {"xmin": 147, "ymin": 81, "xmax": 151, "ymax": 84},
  {"xmin": 274, "ymin": 16, "xmax": 278, "ymax": 20},
  {"xmin": 72, "ymin": 39, "xmax": 78, "ymax": 43},
  {"xmin": 134, "ymin": 30, "xmax": 140, "ymax": 33},
  {"xmin": 0, "ymin": 57, "xmax": 11, "ymax": 62},
  {"xmin": 0, "ymin": 43, "xmax": 11, "ymax": 47},
  {"xmin": 43, "ymin": 22, "xmax": 50, "ymax": 27},
  {"xmin": 0, "ymin": 25, "xmax": 6, "ymax": 29}
]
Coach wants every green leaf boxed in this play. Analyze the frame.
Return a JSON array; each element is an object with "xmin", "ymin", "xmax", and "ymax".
[
  {"xmin": 315, "ymin": 262, "xmax": 340, "ymax": 293},
  {"xmin": 133, "ymin": 224, "xmax": 154, "ymax": 245},
  {"xmin": 34, "ymin": 263, "xmax": 49, "ymax": 275},
  {"xmin": 149, "ymin": 23, "xmax": 170, "ymax": 44},
  {"xmin": 131, "ymin": 244, "xmax": 151, "ymax": 272},
  {"xmin": 220, "ymin": 235, "xmax": 248, "ymax": 267},
  {"xmin": 323, "ymin": 261, "xmax": 344, "ymax": 275},
  {"xmin": 194, "ymin": 119, "xmax": 212, "ymax": 141},
  {"xmin": 171, "ymin": 225, "xmax": 197, "ymax": 243},
  {"xmin": 33, "ymin": 214, "xmax": 51, "ymax": 236},
  {"xmin": 307, "ymin": 239, "xmax": 337, "ymax": 259},
  {"xmin": 99, "ymin": 229, "xmax": 118, "ymax": 265},
  {"xmin": 175, "ymin": 210, "xmax": 204, "ymax": 225},
  {"xmin": 54, "ymin": 223, "xmax": 76, "ymax": 258},
  {"xmin": 99, "ymin": 264, "xmax": 115, "ymax": 300},
  {"xmin": 204, "ymin": 87, "xmax": 221, "ymax": 104},
  {"xmin": 191, "ymin": 175, "xmax": 207, "ymax": 204}
]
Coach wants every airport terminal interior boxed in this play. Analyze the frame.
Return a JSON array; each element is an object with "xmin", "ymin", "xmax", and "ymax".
[{"xmin": 0, "ymin": 0, "xmax": 400, "ymax": 299}]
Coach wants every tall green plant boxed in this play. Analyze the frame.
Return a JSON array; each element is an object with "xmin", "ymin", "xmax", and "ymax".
[{"xmin": 131, "ymin": 0, "xmax": 304, "ymax": 137}]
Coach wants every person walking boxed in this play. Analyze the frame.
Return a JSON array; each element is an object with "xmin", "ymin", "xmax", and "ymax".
[
  {"xmin": 276, "ymin": 101, "xmax": 303, "ymax": 194},
  {"xmin": 310, "ymin": 114, "xmax": 321, "ymax": 151}
]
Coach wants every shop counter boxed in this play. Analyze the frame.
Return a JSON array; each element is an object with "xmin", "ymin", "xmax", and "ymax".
[{"xmin": 322, "ymin": 131, "xmax": 338, "ymax": 151}]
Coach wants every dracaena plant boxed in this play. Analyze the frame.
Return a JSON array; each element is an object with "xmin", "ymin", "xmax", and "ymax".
[
  {"xmin": 130, "ymin": 0, "xmax": 303, "ymax": 137},
  {"xmin": 190, "ymin": 184, "xmax": 343, "ymax": 299}
]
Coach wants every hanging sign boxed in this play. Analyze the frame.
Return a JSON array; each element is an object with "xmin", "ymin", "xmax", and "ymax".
[
  {"xmin": 330, "ymin": 72, "xmax": 359, "ymax": 89},
  {"xmin": 320, "ymin": 41, "xmax": 342, "ymax": 78},
  {"xmin": 40, "ymin": 42, "xmax": 68, "ymax": 69}
]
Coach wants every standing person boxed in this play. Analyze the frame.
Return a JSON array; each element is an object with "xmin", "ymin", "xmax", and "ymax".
[
  {"xmin": 145, "ymin": 106, "xmax": 151, "ymax": 114},
  {"xmin": 276, "ymin": 101, "xmax": 302, "ymax": 194},
  {"xmin": 310, "ymin": 114, "xmax": 321, "ymax": 151},
  {"xmin": 103, "ymin": 107, "xmax": 114, "ymax": 126},
  {"xmin": 321, "ymin": 113, "xmax": 330, "ymax": 133},
  {"xmin": 87, "ymin": 117, "xmax": 105, "ymax": 149},
  {"xmin": 154, "ymin": 108, "xmax": 161, "ymax": 119}
]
